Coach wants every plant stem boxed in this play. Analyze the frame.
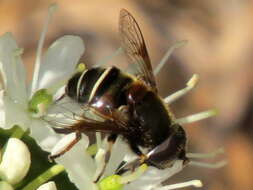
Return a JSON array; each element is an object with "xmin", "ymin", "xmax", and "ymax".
[
  {"xmin": 21, "ymin": 164, "xmax": 65, "ymax": 190},
  {"xmin": 10, "ymin": 125, "xmax": 25, "ymax": 139}
]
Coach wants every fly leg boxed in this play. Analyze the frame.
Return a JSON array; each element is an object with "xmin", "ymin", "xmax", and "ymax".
[
  {"xmin": 116, "ymin": 142, "xmax": 147, "ymax": 175},
  {"xmin": 93, "ymin": 134, "xmax": 118, "ymax": 183},
  {"xmin": 49, "ymin": 131, "xmax": 81, "ymax": 161}
]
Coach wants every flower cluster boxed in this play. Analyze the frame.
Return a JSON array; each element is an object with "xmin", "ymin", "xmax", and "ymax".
[
  {"xmin": 0, "ymin": 4, "xmax": 84, "ymax": 190},
  {"xmin": 0, "ymin": 3, "xmax": 226, "ymax": 190}
]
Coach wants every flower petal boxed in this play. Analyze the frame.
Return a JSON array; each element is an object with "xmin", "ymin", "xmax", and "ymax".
[
  {"xmin": 0, "ymin": 181, "xmax": 13, "ymax": 190},
  {"xmin": 56, "ymin": 135, "xmax": 97, "ymax": 190},
  {"xmin": 125, "ymin": 161, "xmax": 184, "ymax": 190},
  {"xmin": 0, "ymin": 90, "xmax": 5, "ymax": 127},
  {"xmin": 30, "ymin": 119, "xmax": 62, "ymax": 152},
  {"xmin": 3, "ymin": 96, "xmax": 30, "ymax": 130},
  {"xmin": 36, "ymin": 35, "xmax": 85, "ymax": 91},
  {"xmin": 0, "ymin": 33, "xmax": 27, "ymax": 107},
  {"xmin": 0, "ymin": 138, "xmax": 31, "ymax": 185},
  {"xmin": 37, "ymin": 181, "xmax": 57, "ymax": 190}
]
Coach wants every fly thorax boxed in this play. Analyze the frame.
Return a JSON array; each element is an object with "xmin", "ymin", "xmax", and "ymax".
[{"xmin": 126, "ymin": 82, "xmax": 148, "ymax": 105}]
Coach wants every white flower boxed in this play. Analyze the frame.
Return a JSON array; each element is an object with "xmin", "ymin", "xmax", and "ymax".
[
  {"xmin": 0, "ymin": 3, "xmax": 85, "ymax": 152},
  {"xmin": 0, "ymin": 3, "xmax": 226, "ymax": 190}
]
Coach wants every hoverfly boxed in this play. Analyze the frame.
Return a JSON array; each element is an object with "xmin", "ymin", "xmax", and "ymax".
[{"xmin": 50, "ymin": 9, "xmax": 188, "ymax": 176}]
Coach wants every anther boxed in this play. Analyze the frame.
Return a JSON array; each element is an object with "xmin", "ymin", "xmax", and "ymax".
[{"xmin": 164, "ymin": 74, "xmax": 199, "ymax": 104}]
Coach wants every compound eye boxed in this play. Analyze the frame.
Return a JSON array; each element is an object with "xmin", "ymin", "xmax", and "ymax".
[
  {"xmin": 146, "ymin": 131, "xmax": 186, "ymax": 169},
  {"xmin": 147, "ymin": 136, "xmax": 176, "ymax": 169}
]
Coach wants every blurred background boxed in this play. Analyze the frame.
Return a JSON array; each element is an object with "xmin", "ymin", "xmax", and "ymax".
[{"xmin": 0, "ymin": 0, "xmax": 252, "ymax": 189}]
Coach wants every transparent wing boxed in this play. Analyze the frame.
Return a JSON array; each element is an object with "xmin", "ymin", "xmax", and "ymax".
[
  {"xmin": 45, "ymin": 99, "xmax": 129, "ymax": 135},
  {"xmin": 119, "ymin": 9, "xmax": 157, "ymax": 91}
]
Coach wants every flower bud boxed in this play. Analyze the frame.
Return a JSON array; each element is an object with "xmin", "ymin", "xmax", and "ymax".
[
  {"xmin": 37, "ymin": 181, "xmax": 57, "ymax": 190},
  {"xmin": 0, "ymin": 181, "xmax": 13, "ymax": 190},
  {"xmin": 0, "ymin": 138, "xmax": 31, "ymax": 185}
]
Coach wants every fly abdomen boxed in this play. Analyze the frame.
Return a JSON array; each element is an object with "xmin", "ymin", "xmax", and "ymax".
[
  {"xmin": 66, "ymin": 66, "xmax": 133, "ymax": 115},
  {"xmin": 66, "ymin": 67, "xmax": 105, "ymax": 103},
  {"xmin": 89, "ymin": 67, "xmax": 133, "ymax": 114}
]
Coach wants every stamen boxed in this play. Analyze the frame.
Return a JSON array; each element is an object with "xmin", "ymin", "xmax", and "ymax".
[
  {"xmin": 175, "ymin": 109, "xmax": 218, "ymax": 125},
  {"xmin": 30, "ymin": 3, "xmax": 58, "ymax": 97},
  {"xmin": 164, "ymin": 74, "xmax": 199, "ymax": 104},
  {"xmin": 119, "ymin": 164, "xmax": 148, "ymax": 184},
  {"xmin": 187, "ymin": 148, "xmax": 224, "ymax": 159},
  {"xmin": 28, "ymin": 89, "xmax": 53, "ymax": 117},
  {"xmin": 157, "ymin": 180, "xmax": 203, "ymax": 190},
  {"xmin": 76, "ymin": 62, "xmax": 87, "ymax": 72},
  {"xmin": 93, "ymin": 148, "xmax": 106, "ymax": 182},
  {"xmin": 189, "ymin": 160, "xmax": 227, "ymax": 169},
  {"xmin": 154, "ymin": 40, "xmax": 187, "ymax": 76},
  {"xmin": 96, "ymin": 132, "xmax": 102, "ymax": 149},
  {"xmin": 95, "ymin": 47, "xmax": 123, "ymax": 67}
]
